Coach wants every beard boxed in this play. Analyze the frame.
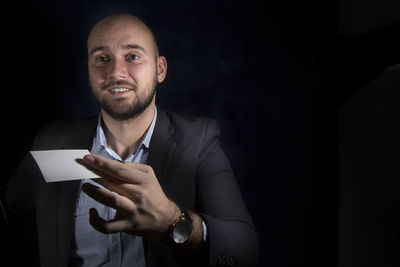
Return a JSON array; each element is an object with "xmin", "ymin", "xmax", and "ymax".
[{"xmin": 91, "ymin": 76, "xmax": 157, "ymax": 121}]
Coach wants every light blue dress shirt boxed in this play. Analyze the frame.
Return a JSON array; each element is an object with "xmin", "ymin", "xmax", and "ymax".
[{"xmin": 69, "ymin": 108, "xmax": 157, "ymax": 267}]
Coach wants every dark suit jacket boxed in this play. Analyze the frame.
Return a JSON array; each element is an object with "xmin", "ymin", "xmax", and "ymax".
[{"xmin": 6, "ymin": 109, "xmax": 258, "ymax": 267}]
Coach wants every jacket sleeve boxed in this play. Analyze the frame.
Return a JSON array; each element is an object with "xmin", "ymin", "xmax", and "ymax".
[
  {"xmin": 5, "ymin": 126, "xmax": 47, "ymax": 215},
  {"xmin": 195, "ymin": 119, "xmax": 259, "ymax": 266},
  {"xmin": 5, "ymin": 154, "xmax": 37, "ymax": 215}
]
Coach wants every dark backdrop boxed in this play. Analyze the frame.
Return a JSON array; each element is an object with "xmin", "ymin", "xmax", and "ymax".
[{"xmin": 1, "ymin": 0, "xmax": 399, "ymax": 266}]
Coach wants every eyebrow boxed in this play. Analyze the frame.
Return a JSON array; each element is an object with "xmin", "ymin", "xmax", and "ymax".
[
  {"xmin": 89, "ymin": 44, "xmax": 146, "ymax": 56},
  {"xmin": 122, "ymin": 44, "xmax": 146, "ymax": 52},
  {"xmin": 89, "ymin": 46, "xmax": 106, "ymax": 56}
]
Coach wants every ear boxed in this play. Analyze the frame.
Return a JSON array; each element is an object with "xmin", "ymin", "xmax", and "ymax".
[{"xmin": 156, "ymin": 56, "xmax": 167, "ymax": 83}]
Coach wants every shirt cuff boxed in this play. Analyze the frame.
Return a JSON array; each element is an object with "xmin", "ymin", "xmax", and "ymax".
[{"xmin": 201, "ymin": 219, "xmax": 207, "ymax": 243}]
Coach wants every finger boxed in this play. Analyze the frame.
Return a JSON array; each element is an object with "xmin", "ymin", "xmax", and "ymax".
[
  {"xmin": 89, "ymin": 208, "xmax": 131, "ymax": 234},
  {"xmin": 86, "ymin": 154, "xmax": 153, "ymax": 175},
  {"xmin": 94, "ymin": 178, "xmax": 140, "ymax": 202},
  {"xmin": 76, "ymin": 158, "xmax": 115, "ymax": 181},
  {"xmin": 82, "ymin": 182, "xmax": 135, "ymax": 213},
  {"xmin": 81, "ymin": 154, "xmax": 147, "ymax": 184},
  {"xmin": 81, "ymin": 155, "xmax": 129, "ymax": 179},
  {"xmin": 125, "ymin": 161, "xmax": 154, "ymax": 174}
]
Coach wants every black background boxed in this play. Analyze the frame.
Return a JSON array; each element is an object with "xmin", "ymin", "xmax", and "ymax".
[{"xmin": 1, "ymin": 0, "xmax": 399, "ymax": 266}]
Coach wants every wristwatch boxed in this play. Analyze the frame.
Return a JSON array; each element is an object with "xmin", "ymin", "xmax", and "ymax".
[{"xmin": 170, "ymin": 208, "xmax": 193, "ymax": 244}]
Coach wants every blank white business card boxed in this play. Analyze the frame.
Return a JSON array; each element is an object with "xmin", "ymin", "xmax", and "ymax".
[{"xmin": 30, "ymin": 149, "xmax": 101, "ymax": 183}]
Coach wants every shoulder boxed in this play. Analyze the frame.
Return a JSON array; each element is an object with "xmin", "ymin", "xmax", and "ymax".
[
  {"xmin": 37, "ymin": 116, "xmax": 97, "ymax": 136},
  {"xmin": 162, "ymin": 110, "xmax": 220, "ymax": 141},
  {"xmin": 32, "ymin": 116, "xmax": 97, "ymax": 150}
]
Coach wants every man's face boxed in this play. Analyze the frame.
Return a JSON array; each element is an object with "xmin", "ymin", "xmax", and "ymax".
[{"xmin": 87, "ymin": 17, "xmax": 166, "ymax": 121}]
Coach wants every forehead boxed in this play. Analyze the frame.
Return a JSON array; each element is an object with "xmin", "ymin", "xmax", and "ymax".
[{"xmin": 88, "ymin": 18, "xmax": 154, "ymax": 54}]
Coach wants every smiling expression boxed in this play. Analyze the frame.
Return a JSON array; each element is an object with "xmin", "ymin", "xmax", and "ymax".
[{"xmin": 87, "ymin": 14, "xmax": 167, "ymax": 121}]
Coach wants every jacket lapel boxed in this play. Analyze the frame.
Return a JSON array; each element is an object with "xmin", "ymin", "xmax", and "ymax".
[
  {"xmin": 147, "ymin": 109, "xmax": 176, "ymax": 187},
  {"xmin": 143, "ymin": 109, "xmax": 177, "ymax": 267}
]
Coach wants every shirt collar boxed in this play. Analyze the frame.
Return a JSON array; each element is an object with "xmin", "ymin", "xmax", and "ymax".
[{"xmin": 93, "ymin": 106, "xmax": 157, "ymax": 158}]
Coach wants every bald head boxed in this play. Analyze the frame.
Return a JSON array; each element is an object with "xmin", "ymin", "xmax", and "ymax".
[
  {"xmin": 87, "ymin": 14, "xmax": 159, "ymax": 59},
  {"xmin": 87, "ymin": 13, "xmax": 167, "ymax": 121}
]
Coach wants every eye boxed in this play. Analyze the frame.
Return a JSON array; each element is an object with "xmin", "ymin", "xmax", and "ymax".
[
  {"xmin": 126, "ymin": 54, "xmax": 140, "ymax": 61},
  {"xmin": 95, "ymin": 55, "xmax": 110, "ymax": 63}
]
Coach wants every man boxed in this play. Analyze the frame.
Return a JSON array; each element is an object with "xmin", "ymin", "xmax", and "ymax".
[{"xmin": 5, "ymin": 14, "xmax": 258, "ymax": 266}]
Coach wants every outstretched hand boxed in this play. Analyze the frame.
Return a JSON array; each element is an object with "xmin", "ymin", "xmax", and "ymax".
[{"xmin": 79, "ymin": 154, "xmax": 180, "ymax": 240}]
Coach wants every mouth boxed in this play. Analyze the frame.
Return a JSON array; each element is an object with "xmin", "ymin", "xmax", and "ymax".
[{"xmin": 107, "ymin": 87, "xmax": 133, "ymax": 96}]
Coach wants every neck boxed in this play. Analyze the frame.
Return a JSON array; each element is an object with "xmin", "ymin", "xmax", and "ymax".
[{"xmin": 101, "ymin": 102, "xmax": 155, "ymax": 160}]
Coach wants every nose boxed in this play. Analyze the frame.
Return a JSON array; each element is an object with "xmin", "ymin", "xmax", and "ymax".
[{"xmin": 107, "ymin": 57, "xmax": 128, "ymax": 80}]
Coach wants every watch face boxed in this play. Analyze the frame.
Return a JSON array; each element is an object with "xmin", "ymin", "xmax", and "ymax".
[{"xmin": 172, "ymin": 219, "xmax": 192, "ymax": 244}]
